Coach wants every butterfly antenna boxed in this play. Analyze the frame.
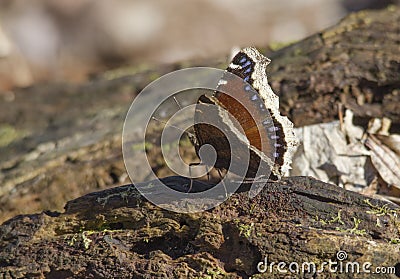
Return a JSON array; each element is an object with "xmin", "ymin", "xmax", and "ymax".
[
  {"xmin": 173, "ymin": 96, "xmax": 183, "ymax": 110},
  {"xmin": 151, "ymin": 116, "xmax": 195, "ymax": 139},
  {"xmin": 153, "ymin": 97, "xmax": 199, "ymax": 146}
]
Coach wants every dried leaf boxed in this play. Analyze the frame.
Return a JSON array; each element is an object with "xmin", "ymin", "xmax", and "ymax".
[
  {"xmin": 365, "ymin": 134, "xmax": 400, "ymax": 188},
  {"xmin": 291, "ymin": 120, "xmax": 370, "ymax": 190},
  {"xmin": 374, "ymin": 134, "xmax": 400, "ymax": 156}
]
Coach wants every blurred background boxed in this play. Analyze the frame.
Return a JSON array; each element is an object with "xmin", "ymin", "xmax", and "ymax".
[{"xmin": 0, "ymin": 0, "xmax": 397, "ymax": 91}]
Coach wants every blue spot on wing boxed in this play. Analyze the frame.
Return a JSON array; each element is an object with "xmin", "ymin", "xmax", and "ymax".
[
  {"xmin": 239, "ymin": 57, "xmax": 247, "ymax": 64},
  {"xmin": 263, "ymin": 119, "xmax": 272, "ymax": 125},
  {"xmin": 242, "ymin": 61, "xmax": 251, "ymax": 68},
  {"xmin": 244, "ymin": 67, "xmax": 252, "ymax": 74}
]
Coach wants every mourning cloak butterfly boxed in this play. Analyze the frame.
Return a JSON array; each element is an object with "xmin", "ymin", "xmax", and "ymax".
[{"xmin": 191, "ymin": 47, "xmax": 298, "ymax": 181}]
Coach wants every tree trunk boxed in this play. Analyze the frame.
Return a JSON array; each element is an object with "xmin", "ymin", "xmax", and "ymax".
[{"xmin": 1, "ymin": 176, "xmax": 399, "ymax": 278}]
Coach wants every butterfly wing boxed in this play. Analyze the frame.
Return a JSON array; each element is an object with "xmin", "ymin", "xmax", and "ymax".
[{"xmin": 194, "ymin": 47, "xmax": 298, "ymax": 179}]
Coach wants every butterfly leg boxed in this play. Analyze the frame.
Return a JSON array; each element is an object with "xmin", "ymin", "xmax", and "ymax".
[
  {"xmin": 205, "ymin": 165, "xmax": 210, "ymax": 181},
  {"xmin": 188, "ymin": 162, "xmax": 199, "ymax": 193},
  {"xmin": 189, "ymin": 162, "xmax": 213, "ymax": 193},
  {"xmin": 188, "ymin": 162, "xmax": 205, "ymax": 193},
  {"xmin": 217, "ymin": 168, "xmax": 228, "ymax": 198}
]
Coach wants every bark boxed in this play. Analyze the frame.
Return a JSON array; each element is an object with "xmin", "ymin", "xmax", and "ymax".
[
  {"xmin": 267, "ymin": 6, "xmax": 400, "ymax": 129},
  {"xmin": 1, "ymin": 176, "xmax": 399, "ymax": 278}
]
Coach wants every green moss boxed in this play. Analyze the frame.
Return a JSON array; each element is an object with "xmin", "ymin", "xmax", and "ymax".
[
  {"xmin": 238, "ymin": 222, "xmax": 254, "ymax": 239},
  {"xmin": 317, "ymin": 210, "xmax": 345, "ymax": 226},
  {"xmin": 0, "ymin": 124, "xmax": 20, "ymax": 147},
  {"xmin": 328, "ymin": 210, "xmax": 345, "ymax": 225},
  {"xmin": 364, "ymin": 199, "xmax": 397, "ymax": 217},
  {"xmin": 249, "ymin": 203, "xmax": 257, "ymax": 215},
  {"xmin": 293, "ymin": 47, "xmax": 303, "ymax": 56},
  {"xmin": 82, "ymin": 231, "xmax": 93, "ymax": 249},
  {"xmin": 102, "ymin": 64, "xmax": 152, "ymax": 80},
  {"xmin": 336, "ymin": 217, "xmax": 366, "ymax": 236},
  {"xmin": 131, "ymin": 141, "xmax": 154, "ymax": 151},
  {"xmin": 389, "ymin": 238, "xmax": 400, "ymax": 244},
  {"xmin": 65, "ymin": 231, "xmax": 95, "ymax": 249},
  {"xmin": 387, "ymin": 5, "xmax": 397, "ymax": 12},
  {"xmin": 318, "ymin": 211, "xmax": 366, "ymax": 235},
  {"xmin": 268, "ymin": 41, "xmax": 297, "ymax": 51},
  {"xmin": 66, "ymin": 234, "xmax": 78, "ymax": 246},
  {"xmin": 204, "ymin": 266, "xmax": 225, "ymax": 278}
]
